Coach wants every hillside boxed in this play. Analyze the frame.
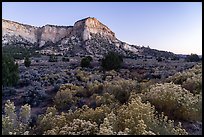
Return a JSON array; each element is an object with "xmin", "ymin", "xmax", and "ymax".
[{"xmin": 2, "ymin": 17, "xmax": 178, "ymax": 59}]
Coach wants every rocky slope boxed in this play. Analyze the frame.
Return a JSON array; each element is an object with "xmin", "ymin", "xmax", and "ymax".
[
  {"xmin": 2, "ymin": 17, "xmax": 176, "ymax": 58},
  {"xmin": 2, "ymin": 19, "xmax": 73, "ymax": 47}
]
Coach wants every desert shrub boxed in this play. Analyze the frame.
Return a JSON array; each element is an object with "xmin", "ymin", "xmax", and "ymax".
[
  {"xmin": 103, "ymin": 79, "xmax": 139, "ymax": 104},
  {"xmin": 141, "ymin": 83, "xmax": 202, "ymax": 121},
  {"xmin": 185, "ymin": 53, "xmax": 200, "ymax": 62},
  {"xmin": 2, "ymin": 54, "xmax": 19, "ymax": 86},
  {"xmin": 115, "ymin": 95, "xmax": 188, "ymax": 135},
  {"xmin": 94, "ymin": 93, "xmax": 119, "ymax": 107},
  {"xmin": 24, "ymin": 56, "xmax": 31, "ymax": 67},
  {"xmin": 156, "ymin": 57, "xmax": 163, "ymax": 62},
  {"xmin": 48, "ymin": 55, "xmax": 58, "ymax": 62},
  {"xmin": 62, "ymin": 57, "xmax": 69, "ymax": 62},
  {"xmin": 81, "ymin": 56, "xmax": 93, "ymax": 68},
  {"xmin": 86, "ymin": 56, "xmax": 93, "ymax": 62},
  {"xmin": 2, "ymin": 100, "xmax": 31, "ymax": 135},
  {"xmin": 171, "ymin": 56, "xmax": 179, "ymax": 60},
  {"xmin": 81, "ymin": 81, "xmax": 104, "ymax": 97},
  {"xmin": 167, "ymin": 72, "xmax": 189, "ymax": 85},
  {"xmin": 73, "ymin": 105, "xmax": 111, "ymax": 125},
  {"xmin": 54, "ymin": 84, "xmax": 82, "ymax": 110},
  {"xmin": 104, "ymin": 70, "xmax": 118, "ymax": 81},
  {"xmin": 105, "ymin": 70, "xmax": 118, "ymax": 77},
  {"xmin": 166, "ymin": 63, "xmax": 202, "ymax": 94},
  {"xmin": 182, "ymin": 74, "xmax": 202, "ymax": 94},
  {"xmin": 44, "ymin": 119, "xmax": 98, "ymax": 135},
  {"xmin": 101, "ymin": 51, "xmax": 123, "ymax": 71},
  {"xmin": 76, "ymin": 69, "xmax": 90, "ymax": 82},
  {"xmin": 35, "ymin": 107, "xmax": 67, "ymax": 135},
  {"xmin": 21, "ymin": 86, "xmax": 47, "ymax": 107},
  {"xmin": 36, "ymin": 105, "xmax": 110, "ymax": 135},
  {"xmin": 98, "ymin": 111, "xmax": 119, "ymax": 135}
]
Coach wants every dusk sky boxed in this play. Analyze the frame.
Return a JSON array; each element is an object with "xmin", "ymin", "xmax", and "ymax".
[{"xmin": 2, "ymin": 2, "xmax": 202, "ymax": 55}]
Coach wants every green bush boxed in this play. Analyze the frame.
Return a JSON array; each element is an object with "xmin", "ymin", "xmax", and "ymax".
[
  {"xmin": 2, "ymin": 54, "xmax": 19, "ymax": 86},
  {"xmin": 62, "ymin": 57, "xmax": 69, "ymax": 62},
  {"xmin": 185, "ymin": 53, "xmax": 200, "ymax": 62},
  {"xmin": 81, "ymin": 56, "xmax": 93, "ymax": 68},
  {"xmin": 24, "ymin": 56, "xmax": 31, "ymax": 67},
  {"xmin": 156, "ymin": 57, "xmax": 163, "ymax": 62},
  {"xmin": 101, "ymin": 51, "xmax": 123, "ymax": 71},
  {"xmin": 2, "ymin": 45, "xmax": 31, "ymax": 60},
  {"xmin": 48, "ymin": 55, "xmax": 58, "ymax": 62}
]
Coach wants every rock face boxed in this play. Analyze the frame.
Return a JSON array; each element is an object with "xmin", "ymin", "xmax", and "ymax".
[
  {"xmin": 2, "ymin": 17, "xmax": 115, "ymax": 46},
  {"xmin": 2, "ymin": 19, "xmax": 38, "ymax": 45},
  {"xmin": 2, "ymin": 17, "xmax": 177, "ymax": 59},
  {"xmin": 85, "ymin": 17, "xmax": 115, "ymax": 39},
  {"xmin": 71, "ymin": 17, "xmax": 115, "ymax": 41},
  {"xmin": 2, "ymin": 19, "xmax": 73, "ymax": 47},
  {"xmin": 2, "ymin": 17, "xmax": 130, "ymax": 56},
  {"xmin": 39, "ymin": 25, "xmax": 73, "ymax": 47}
]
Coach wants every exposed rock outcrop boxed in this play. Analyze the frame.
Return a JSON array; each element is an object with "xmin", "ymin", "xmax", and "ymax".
[
  {"xmin": 2, "ymin": 19, "xmax": 73, "ymax": 47},
  {"xmin": 2, "ymin": 19, "xmax": 38, "ymax": 44},
  {"xmin": 2, "ymin": 17, "xmax": 177, "ymax": 59}
]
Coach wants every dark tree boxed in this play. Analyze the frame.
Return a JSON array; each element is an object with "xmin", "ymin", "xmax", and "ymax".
[
  {"xmin": 185, "ymin": 54, "xmax": 200, "ymax": 62},
  {"xmin": 24, "ymin": 56, "xmax": 31, "ymax": 67},
  {"xmin": 2, "ymin": 54, "xmax": 19, "ymax": 86},
  {"xmin": 156, "ymin": 57, "xmax": 163, "ymax": 62},
  {"xmin": 101, "ymin": 51, "xmax": 123, "ymax": 71},
  {"xmin": 48, "ymin": 55, "xmax": 58, "ymax": 62},
  {"xmin": 81, "ymin": 56, "xmax": 93, "ymax": 68},
  {"xmin": 62, "ymin": 57, "xmax": 70, "ymax": 62}
]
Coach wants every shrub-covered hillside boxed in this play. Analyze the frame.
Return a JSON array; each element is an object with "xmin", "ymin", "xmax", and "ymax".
[{"xmin": 2, "ymin": 63, "xmax": 202, "ymax": 135}]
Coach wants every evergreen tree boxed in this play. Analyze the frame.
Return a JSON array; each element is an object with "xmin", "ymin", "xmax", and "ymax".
[
  {"xmin": 81, "ymin": 56, "xmax": 93, "ymax": 68},
  {"xmin": 101, "ymin": 51, "xmax": 123, "ymax": 71},
  {"xmin": 185, "ymin": 54, "xmax": 200, "ymax": 62},
  {"xmin": 2, "ymin": 54, "xmax": 19, "ymax": 86},
  {"xmin": 24, "ymin": 56, "xmax": 31, "ymax": 67}
]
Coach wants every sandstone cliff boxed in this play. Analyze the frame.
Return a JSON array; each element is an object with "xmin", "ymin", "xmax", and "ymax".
[
  {"xmin": 2, "ymin": 17, "xmax": 116, "ymax": 46},
  {"xmin": 2, "ymin": 19, "xmax": 73, "ymax": 47},
  {"xmin": 71, "ymin": 17, "xmax": 115, "ymax": 41},
  {"xmin": 2, "ymin": 17, "xmax": 142, "ymax": 57},
  {"xmin": 2, "ymin": 19, "xmax": 38, "ymax": 44}
]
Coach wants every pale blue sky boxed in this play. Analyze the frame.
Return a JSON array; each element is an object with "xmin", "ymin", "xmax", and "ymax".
[{"xmin": 2, "ymin": 2, "xmax": 202, "ymax": 55}]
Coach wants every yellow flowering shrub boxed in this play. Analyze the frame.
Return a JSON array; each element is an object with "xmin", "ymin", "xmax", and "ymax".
[
  {"xmin": 103, "ymin": 79, "xmax": 139, "ymax": 103},
  {"xmin": 36, "ymin": 105, "xmax": 111, "ymax": 134},
  {"xmin": 166, "ymin": 63, "xmax": 202, "ymax": 94},
  {"xmin": 44, "ymin": 119, "xmax": 98, "ymax": 135},
  {"xmin": 77, "ymin": 81, "xmax": 104, "ymax": 97},
  {"xmin": 2, "ymin": 100, "xmax": 31, "ymax": 135},
  {"xmin": 182, "ymin": 74, "xmax": 202, "ymax": 94},
  {"xmin": 54, "ymin": 84, "xmax": 82, "ymax": 110},
  {"xmin": 34, "ymin": 107, "xmax": 67, "ymax": 134},
  {"xmin": 94, "ymin": 93, "xmax": 119, "ymax": 107},
  {"xmin": 3, "ymin": 97, "xmax": 189, "ymax": 135},
  {"xmin": 76, "ymin": 69, "xmax": 90, "ymax": 82},
  {"xmin": 141, "ymin": 83, "xmax": 202, "ymax": 121},
  {"xmin": 73, "ymin": 105, "xmax": 111, "ymax": 125},
  {"xmin": 2, "ymin": 63, "xmax": 201, "ymax": 135},
  {"xmin": 115, "ymin": 95, "xmax": 188, "ymax": 135}
]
